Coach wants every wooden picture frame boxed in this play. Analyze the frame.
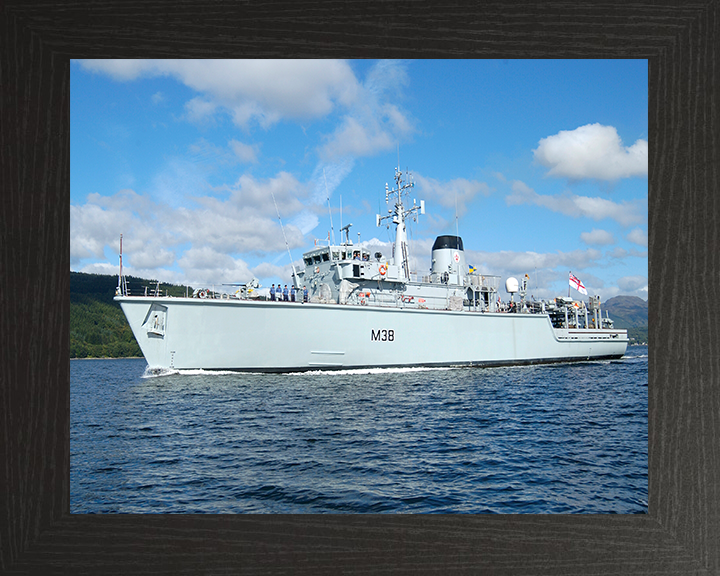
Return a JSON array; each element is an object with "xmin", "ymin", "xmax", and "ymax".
[{"xmin": 2, "ymin": 2, "xmax": 716, "ymax": 573}]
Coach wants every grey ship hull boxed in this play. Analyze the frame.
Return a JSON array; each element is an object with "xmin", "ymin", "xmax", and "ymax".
[{"xmin": 117, "ymin": 296, "xmax": 628, "ymax": 372}]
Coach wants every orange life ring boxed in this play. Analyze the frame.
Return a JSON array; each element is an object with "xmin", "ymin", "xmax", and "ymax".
[{"xmin": 379, "ymin": 264, "xmax": 387, "ymax": 276}]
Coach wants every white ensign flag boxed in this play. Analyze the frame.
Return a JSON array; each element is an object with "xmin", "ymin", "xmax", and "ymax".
[{"xmin": 569, "ymin": 272, "xmax": 588, "ymax": 295}]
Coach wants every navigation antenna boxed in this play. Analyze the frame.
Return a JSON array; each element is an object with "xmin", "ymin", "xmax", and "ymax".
[
  {"xmin": 376, "ymin": 166, "xmax": 425, "ymax": 280},
  {"xmin": 455, "ymin": 190, "xmax": 459, "ymax": 240},
  {"xmin": 340, "ymin": 223, "xmax": 353, "ymax": 245},
  {"xmin": 118, "ymin": 234, "xmax": 123, "ymax": 293},
  {"xmin": 116, "ymin": 234, "xmax": 128, "ymax": 296},
  {"xmin": 324, "ymin": 169, "xmax": 335, "ymax": 245},
  {"xmin": 270, "ymin": 188, "xmax": 299, "ymax": 287}
]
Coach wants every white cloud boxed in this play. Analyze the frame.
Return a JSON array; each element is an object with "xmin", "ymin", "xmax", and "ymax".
[
  {"xmin": 178, "ymin": 246, "xmax": 256, "ymax": 286},
  {"xmin": 580, "ymin": 228, "xmax": 615, "ymax": 246},
  {"xmin": 187, "ymin": 138, "xmax": 258, "ymax": 169},
  {"xmin": 459, "ymin": 247, "xmax": 608, "ymax": 299},
  {"xmin": 129, "ymin": 248, "xmax": 176, "ymax": 269},
  {"xmin": 414, "ymin": 174, "xmax": 492, "ymax": 217},
  {"xmin": 290, "ymin": 211, "xmax": 320, "ymax": 236},
  {"xmin": 183, "ymin": 172, "xmax": 308, "ymax": 254},
  {"xmin": 71, "ymin": 170, "xmax": 312, "ymax": 282},
  {"xmin": 151, "ymin": 157, "xmax": 211, "ymax": 206},
  {"xmin": 79, "ymin": 59, "xmax": 360, "ymax": 128},
  {"xmin": 310, "ymin": 158, "xmax": 356, "ymax": 204},
  {"xmin": 79, "ymin": 59, "xmax": 417, "ymax": 212},
  {"xmin": 321, "ymin": 116, "xmax": 394, "ymax": 159},
  {"xmin": 507, "ymin": 180, "xmax": 646, "ymax": 227},
  {"xmin": 617, "ymin": 275, "xmax": 648, "ymax": 293},
  {"xmin": 534, "ymin": 123, "xmax": 648, "ymax": 180},
  {"xmin": 608, "ymin": 247, "xmax": 629, "ymax": 259},
  {"xmin": 70, "ymin": 190, "xmax": 161, "ymax": 263},
  {"xmin": 188, "ymin": 138, "xmax": 233, "ymax": 165},
  {"xmin": 79, "ymin": 262, "xmax": 125, "ymax": 276},
  {"xmin": 227, "ymin": 172, "xmax": 307, "ymax": 217},
  {"xmin": 466, "ymin": 248, "xmax": 603, "ymax": 277},
  {"xmin": 252, "ymin": 261, "xmax": 298, "ymax": 281},
  {"xmin": 151, "ymin": 91, "xmax": 165, "ymax": 104},
  {"xmin": 626, "ymin": 227, "xmax": 648, "ymax": 248},
  {"xmin": 184, "ymin": 97, "xmax": 218, "ymax": 125},
  {"xmin": 318, "ymin": 60, "xmax": 416, "ymax": 161},
  {"xmin": 229, "ymin": 139, "xmax": 259, "ymax": 164},
  {"xmin": 384, "ymin": 103, "xmax": 414, "ymax": 134},
  {"xmin": 79, "ymin": 59, "xmax": 151, "ymax": 81}
]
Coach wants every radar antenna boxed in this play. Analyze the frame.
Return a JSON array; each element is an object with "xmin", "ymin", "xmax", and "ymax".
[{"xmin": 340, "ymin": 223, "xmax": 353, "ymax": 245}]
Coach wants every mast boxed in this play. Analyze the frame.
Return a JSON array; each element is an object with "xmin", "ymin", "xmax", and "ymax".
[
  {"xmin": 116, "ymin": 234, "xmax": 124, "ymax": 296},
  {"xmin": 376, "ymin": 167, "xmax": 424, "ymax": 280}
]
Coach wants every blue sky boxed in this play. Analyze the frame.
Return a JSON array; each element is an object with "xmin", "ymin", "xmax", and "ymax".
[{"xmin": 71, "ymin": 59, "xmax": 648, "ymax": 300}]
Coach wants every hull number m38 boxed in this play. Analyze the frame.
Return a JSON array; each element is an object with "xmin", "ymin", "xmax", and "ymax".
[{"xmin": 371, "ymin": 329, "xmax": 395, "ymax": 341}]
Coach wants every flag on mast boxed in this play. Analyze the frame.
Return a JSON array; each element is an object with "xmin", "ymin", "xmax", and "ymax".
[{"xmin": 569, "ymin": 272, "xmax": 588, "ymax": 295}]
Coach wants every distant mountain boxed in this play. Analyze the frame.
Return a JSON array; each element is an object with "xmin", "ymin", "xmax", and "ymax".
[{"xmin": 603, "ymin": 295, "xmax": 648, "ymax": 329}]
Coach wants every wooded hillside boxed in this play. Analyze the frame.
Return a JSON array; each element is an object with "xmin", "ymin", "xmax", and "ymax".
[
  {"xmin": 70, "ymin": 272, "xmax": 192, "ymax": 358},
  {"xmin": 603, "ymin": 295, "xmax": 649, "ymax": 345}
]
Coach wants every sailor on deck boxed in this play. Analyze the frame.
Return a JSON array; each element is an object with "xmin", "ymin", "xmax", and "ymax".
[
  {"xmin": 270, "ymin": 284, "xmax": 276, "ymax": 301},
  {"xmin": 283, "ymin": 285, "xmax": 289, "ymax": 301}
]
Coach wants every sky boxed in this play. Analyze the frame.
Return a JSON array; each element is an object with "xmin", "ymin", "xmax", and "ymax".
[{"xmin": 70, "ymin": 59, "xmax": 648, "ymax": 301}]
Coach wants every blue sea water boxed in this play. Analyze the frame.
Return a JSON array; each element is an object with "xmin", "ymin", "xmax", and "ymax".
[{"xmin": 71, "ymin": 347, "xmax": 648, "ymax": 514}]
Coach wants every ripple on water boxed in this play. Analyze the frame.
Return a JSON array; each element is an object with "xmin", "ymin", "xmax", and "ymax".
[{"xmin": 71, "ymin": 349, "xmax": 648, "ymax": 513}]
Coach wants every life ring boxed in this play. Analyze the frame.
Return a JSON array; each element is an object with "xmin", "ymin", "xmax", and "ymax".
[
  {"xmin": 379, "ymin": 264, "xmax": 387, "ymax": 276},
  {"xmin": 315, "ymin": 266, "xmax": 320, "ymax": 274},
  {"xmin": 198, "ymin": 289, "xmax": 207, "ymax": 299}
]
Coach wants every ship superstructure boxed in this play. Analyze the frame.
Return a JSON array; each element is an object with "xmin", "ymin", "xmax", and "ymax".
[{"xmin": 115, "ymin": 166, "xmax": 628, "ymax": 372}]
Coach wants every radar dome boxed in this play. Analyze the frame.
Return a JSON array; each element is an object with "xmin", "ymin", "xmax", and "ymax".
[{"xmin": 505, "ymin": 277, "xmax": 519, "ymax": 294}]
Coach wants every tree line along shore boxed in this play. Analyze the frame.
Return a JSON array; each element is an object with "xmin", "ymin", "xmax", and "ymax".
[{"xmin": 70, "ymin": 272, "xmax": 189, "ymax": 359}]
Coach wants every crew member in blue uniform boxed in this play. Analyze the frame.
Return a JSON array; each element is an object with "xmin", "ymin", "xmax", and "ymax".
[
  {"xmin": 283, "ymin": 285, "xmax": 289, "ymax": 301},
  {"xmin": 290, "ymin": 285, "xmax": 296, "ymax": 302},
  {"xmin": 270, "ymin": 284, "xmax": 276, "ymax": 301},
  {"xmin": 303, "ymin": 285, "xmax": 308, "ymax": 303}
]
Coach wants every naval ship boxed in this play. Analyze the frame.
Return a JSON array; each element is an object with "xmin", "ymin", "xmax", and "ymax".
[{"xmin": 115, "ymin": 167, "xmax": 628, "ymax": 372}]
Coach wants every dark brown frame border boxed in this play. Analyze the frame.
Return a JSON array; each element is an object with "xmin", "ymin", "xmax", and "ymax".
[{"xmin": 2, "ymin": 2, "xmax": 717, "ymax": 574}]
